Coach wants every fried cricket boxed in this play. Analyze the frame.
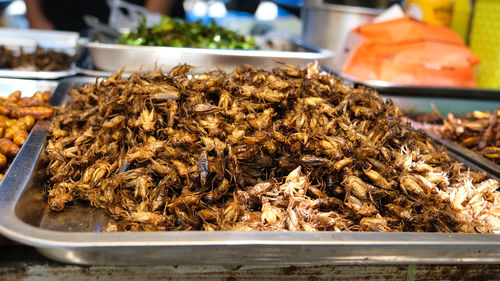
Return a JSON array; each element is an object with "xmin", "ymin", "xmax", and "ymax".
[{"xmin": 45, "ymin": 64, "xmax": 500, "ymax": 233}]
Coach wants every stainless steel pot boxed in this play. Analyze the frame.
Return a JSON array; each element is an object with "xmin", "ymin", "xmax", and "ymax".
[{"xmin": 301, "ymin": 0, "xmax": 381, "ymax": 70}]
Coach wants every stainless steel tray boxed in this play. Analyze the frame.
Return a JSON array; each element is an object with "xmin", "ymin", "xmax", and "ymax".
[
  {"xmin": 85, "ymin": 37, "xmax": 334, "ymax": 74},
  {"xmin": 1, "ymin": 77, "xmax": 500, "ymax": 266},
  {"xmin": 0, "ymin": 28, "xmax": 81, "ymax": 79}
]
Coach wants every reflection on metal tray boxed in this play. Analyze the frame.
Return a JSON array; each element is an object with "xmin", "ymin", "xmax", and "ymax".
[
  {"xmin": 85, "ymin": 36, "xmax": 334, "ymax": 74},
  {"xmin": 342, "ymin": 74, "xmax": 500, "ymax": 100},
  {"xmin": 0, "ymin": 28, "xmax": 82, "ymax": 79},
  {"xmin": 1, "ymin": 77, "xmax": 500, "ymax": 266}
]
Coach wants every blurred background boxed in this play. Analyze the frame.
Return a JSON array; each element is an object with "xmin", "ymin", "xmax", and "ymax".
[
  {"xmin": 0, "ymin": 0, "xmax": 470, "ymax": 41},
  {"xmin": 1, "ymin": 0, "xmax": 497, "ymax": 88},
  {"xmin": 0, "ymin": 0, "xmax": 387, "ymax": 37}
]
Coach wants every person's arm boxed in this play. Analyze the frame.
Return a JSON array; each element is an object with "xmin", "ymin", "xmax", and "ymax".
[
  {"xmin": 24, "ymin": 0, "xmax": 54, "ymax": 29},
  {"xmin": 144, "ymin": 0, "xmax": 176, "ymax": 14}
]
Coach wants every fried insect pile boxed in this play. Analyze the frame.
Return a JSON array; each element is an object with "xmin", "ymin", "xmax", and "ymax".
[
  {"xmin": 419, "ymin": 110, "xmax": 500, "ymax": 164},
  {"xmin": 0, "ymin": 46, "xmax": 74, "ymax": 71},
  {"xmin": 45, "ymin": 64, "xmax": 500, "ymax": 232},
  {"xmin": 0, "ymin": 90, "xmax": 53, "ymax": 181}
]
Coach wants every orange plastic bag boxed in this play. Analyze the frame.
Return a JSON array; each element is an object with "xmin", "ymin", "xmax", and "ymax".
[{"xmin": 342, "ymin": 16, "xmax": 479, "ymax": 87}]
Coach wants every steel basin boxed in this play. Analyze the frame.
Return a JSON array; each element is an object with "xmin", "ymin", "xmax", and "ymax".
[{"xmin": 301, "ymin": 0, "xmax": 381, "ymax": 70}]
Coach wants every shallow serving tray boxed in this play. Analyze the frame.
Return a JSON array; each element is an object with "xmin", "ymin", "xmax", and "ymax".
[
  {"xmin": 1, "ymin": 77, "xmax": 500, "ymax": 265},
  {"xmin": 85, "ymin": 37, "xmax": 333, "ymax": 74}
]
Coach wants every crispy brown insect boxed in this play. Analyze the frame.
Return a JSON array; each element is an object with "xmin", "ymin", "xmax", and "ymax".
[
  {"xmin": 416, "ymin": 109, "xmax": 500, "ymax": 165},
  {"xmin": 198, "ymin": 150, "xmax": 209, "ymax": 186},
  {"xmin": 42, "ymin": 63, "xmax": 500, "ymax": 233},
  {"xmin": 0, "ymin": 45, "xmax": 74, "ymax": 71},
  {"xmin": 205, "ymin": 178, "xmax": 230, "ymax": 202}
]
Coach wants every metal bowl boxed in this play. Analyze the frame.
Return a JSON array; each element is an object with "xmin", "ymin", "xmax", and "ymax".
[{"xmin": 301, "ymin": 0, "xmax": 381, "ymax": 69}]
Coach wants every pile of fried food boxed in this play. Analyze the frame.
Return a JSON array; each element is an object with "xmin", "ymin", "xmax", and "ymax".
[
  {"xmin": 45, "ymin": 64, "xmax": 500, "ymax": 233},
  {"xmin": 0, "ymin": 90, "xmax": 53, "ymax": 181},
  {"xmin": 0, "ymin": 46, "xmax": 74, "ymax": 71},
  {"xmin": 416, "ymin": 110, "xmax": 500, "ymax": 164}
]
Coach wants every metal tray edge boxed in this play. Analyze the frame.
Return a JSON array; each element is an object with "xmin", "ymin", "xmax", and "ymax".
[
  {"xmin": 0, "ymin": 69, "xmax": 78, "ymax": 80},
  {"xmin": 340, "ymin": 73, "xmax": 500, "ymax": 101}
]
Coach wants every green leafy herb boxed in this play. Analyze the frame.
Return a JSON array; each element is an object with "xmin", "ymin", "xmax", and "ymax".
[{"xmin": 119, "ymin": 16, "xmax": 258, "ymax": 50}]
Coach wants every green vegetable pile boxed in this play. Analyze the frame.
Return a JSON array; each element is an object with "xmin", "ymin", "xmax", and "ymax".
[{"xmin": 119, "ymin": 16, "xmax": 258, "ymax": 50}]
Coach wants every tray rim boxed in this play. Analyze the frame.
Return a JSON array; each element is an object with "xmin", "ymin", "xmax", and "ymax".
[
  {"xmin": 85, "ymin": 36, "xmax": 334, "ymax": 74},
  {"xmin": 84, "ymin": 38, "xmax": 334, "ymax": 60},
  {"xmin": 0, "ymin": 69, "xmax": 78, "ymax": 80}
]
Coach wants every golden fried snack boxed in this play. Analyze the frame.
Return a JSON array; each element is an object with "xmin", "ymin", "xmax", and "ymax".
[
  {"xmin": 7, "ymin": 91, "xmax": 21, "ymax": 103},
  {"xmin": 18, "ymin": 115, "xmax": 35, "ymax": 130},
  {"xmin": 0, "ymin": 115, "xmax": 10, "ymax": 128},
  {"xmin": 5, "ymin": 126, "xmax": 29, "ymax": 146},
  {"xmin": 0, "ymin": 90, "xmax": 53, "ymax": 181},
  {"xmin": 10, "ymin": 106, "xmax": 53, "ymax": 119},
  {"xmin": 0, "ymin": 138, "xmax": 19, "ymax": 157},
  {"xmin": 17, "ymin": 90, "xmax": 52, "ymax": 107},
  {"xmin": 0, "ymin": 153, "xmax": 6, "ymax": 168}
]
